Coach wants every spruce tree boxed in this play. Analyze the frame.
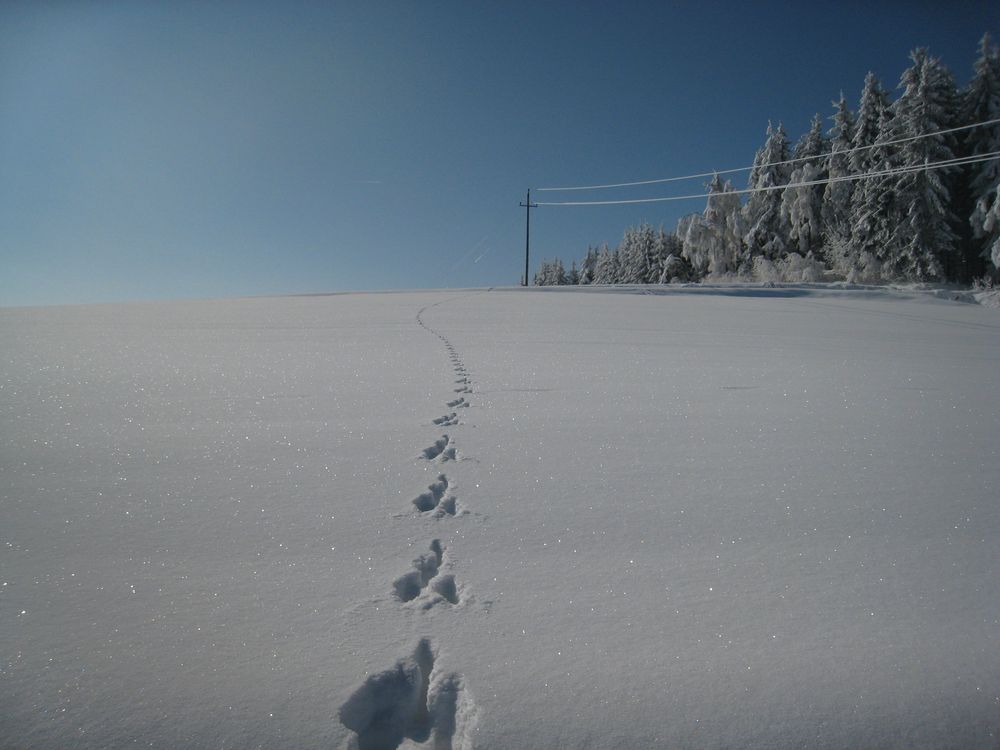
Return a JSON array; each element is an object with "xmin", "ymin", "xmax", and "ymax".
[
  {"xmin": 681, "ymin": 174, "xmax": 744, "ymax": 277},
  {"xmin": 617, "ymin": 226, "xmax": 643, "ymax": 284},
  {"xmin": 850, "ymin": 72, "xmax": 891, "ymax": 176},
  {"xmin": 964, "ymin": 33, "xmax": 1000, "ymax": 276},
  {"xmin": 888, "ymin": 47, "xmax": 961, "ymax": 280},
  {"xmin": 658, "ymin": 232, "xmax": 686, "ymax": 282},
  {"xmin": 793, "ymin": 113, "xmax": 828, "ymax": 162},
  {"xmin": 822, "ymin": 93, "xmax": 856, "ymax": 270},
  {"xmin": 553, "ymin": 258, "xmax": 567, "ymax": 285},
  {"xmin": 609, "ymin": 248, "xmax": 622, "ymax": 283},
  {"xmin": 645, "ymin": 225, "xmax": 667, "ymax": 283},
  {"xmin": 849, "ymin": 74, "xmax": 894, "ymax": 279},
  {"xmin": 743, "ymin": 122, "xmax": 792, "ymax": 267},
  {"xmin": 593, "ymin": 243, "xmax": 616, "ymax": 284},
  {"xmin": 781, "ymin": 114, "xmax": 829, "ymax": 257},
  {"xmin": 568, "ymin": 260, "xmax": 581, "ymax": 285},
  {"xmin": 579, "ymin": 246, "xmax": 598, "ymax": 285},
  {"xmin": 642, "ymin": 224, "xmax": 666, "ymax": 284},
  {"xmin": 617, "ymin": 225, "xmax": 659, "ymax": 284},
  {"xmin": 973, "ymin": 185, "xmax": 1000, "ymax": 271}
]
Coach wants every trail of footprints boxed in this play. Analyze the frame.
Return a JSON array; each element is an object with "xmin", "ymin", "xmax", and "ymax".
[{"xmin": 339, "ymin": 304, "xmax": 479, "ymax": 750}]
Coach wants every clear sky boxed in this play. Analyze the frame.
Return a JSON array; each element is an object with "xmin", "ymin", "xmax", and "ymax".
[{"xmin": 2, "ymin": 1, "xmax": 998, "ymax": 306}]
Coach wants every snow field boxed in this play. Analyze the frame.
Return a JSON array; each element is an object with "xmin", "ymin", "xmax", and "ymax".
[{"xmin": 1, "ymin": 286, "xmax": 999, "ymax": 748}]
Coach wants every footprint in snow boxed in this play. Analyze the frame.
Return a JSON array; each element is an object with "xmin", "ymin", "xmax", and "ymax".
[
  {"xmin": 412, "ymin": 474, "xmax": 460, "ymax": 517},
  {"xmin": 391, "ymin": 540, "xmax": 461, "ymax": 608},
  {"xmin": 421, "ymin": 435, "xmax": 456, "ymax": 462},
  {"xmin": 339, "ymin": 639, "xmax": 478, "ymax": 750}
]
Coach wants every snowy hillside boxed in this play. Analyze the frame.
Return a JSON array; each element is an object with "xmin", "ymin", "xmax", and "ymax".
[{"xmin": 2, "ymin": 286, "xmax": 998, "ymax": 749}]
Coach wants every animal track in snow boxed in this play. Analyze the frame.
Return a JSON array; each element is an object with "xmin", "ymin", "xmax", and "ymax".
[
  {"xmin": 430, "ymin": 574, "xmax": 460, "ymax": 604},
  {"xmin": 412, "ymin": 474, "xmax": 459, "ymax": 517},
  {"xmin": 392, "ymin": 540, "xmax": 445, "ymax": 602},
  {"xmin": 339, "ymin": 638, "xmax": 478, "ymax": 750},
  {"xmin": 446, "ymin": 397, "xmax": 468, "ymax": 409},
  {"xmin": 392, "ymin": 540, "xmax": 462, "ymax": 607},
  {"xmin": 432, "ymin": 413, "xmax": 459, "ymax": 427},
  {"xmin": 421, "ymin": 435, "xmax": 456, "ymax": 462}
]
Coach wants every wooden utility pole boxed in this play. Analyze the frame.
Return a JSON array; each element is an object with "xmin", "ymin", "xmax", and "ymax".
[{"xmin": 519, "ymin": 189, "xmax": 537, "ymax": 286}]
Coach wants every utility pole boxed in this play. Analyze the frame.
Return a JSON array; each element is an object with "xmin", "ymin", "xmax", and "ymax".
[{"xmin": 519, "ymin": 189, "xmax": 537, "ymax": 286}]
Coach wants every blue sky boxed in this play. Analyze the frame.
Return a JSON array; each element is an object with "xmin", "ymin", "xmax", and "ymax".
[{"xmin": 2, "ymin": 1, "xmax": 997, "ymax": 306}]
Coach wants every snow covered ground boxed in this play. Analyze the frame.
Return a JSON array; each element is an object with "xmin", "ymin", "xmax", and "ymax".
[{"xmin": 2, "ymin": 285, "xmax": 998, "ymax": 749}]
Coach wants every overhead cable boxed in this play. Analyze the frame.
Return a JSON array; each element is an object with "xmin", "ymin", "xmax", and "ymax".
[
  {"xmin": 535, "ymin": 117, "xmax": 1000, "ymax": 192},
  {"xmin": 534, "ymin": 151, "xmax": 1000, "ymax": 207}
]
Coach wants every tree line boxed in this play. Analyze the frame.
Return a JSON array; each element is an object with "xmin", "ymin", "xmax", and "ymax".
[{"xmin": 534, "ymin": 36, "xmax": 1000, "ymax": 287}]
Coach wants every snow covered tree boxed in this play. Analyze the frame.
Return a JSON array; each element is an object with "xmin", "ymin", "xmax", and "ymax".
[
  {"xmin": 554, "ymin": 257, "xmax": 567, "ymax": 285},
  {"xmin": 742, "ymin": 121, "xmax": 792, "ymax": 267},
  {"xmin": 646, "ymin": 226, "xmax": 670, "ymax": 283},
  {"xmin": 658, "ymin": 232, "xmax": 687, "ymax": 282},
  {"xmin": 821, "ymin": 93, "xmax": 856, "ymax": 270},
  {"xmin": 617, "ymin": 226, "xmax": 645, "ymax": 284},
  {"xmin": 615, "ymin": 225, "xmax": 661, "ymax": 284},
  {"xmin": 578, "ymin": 246, "xmax": 599, "ymax": 285},
  {"xmin": 848, "ymin": 73, "xmax": 894, "ymax": 279},
  {"xmin": 781, "ymin": 161, "xmax": 826, "ymax": 257},
  {"xmin": 963, "ymin": 33, "xmax": 1000, "ymax": 275},
  {"xmin": 533, "ymin": 261, "xmax": 550, "ymax": 286},
  {"xmin": 886, "ymin": 47, "xmax": 961, "ymax": 280},
  {"xmin": 793, "ymin": 112, "xmax": 828, "ymax": 163},
  {"xmin": 972, "ymin": 184, "xmax": 1000, "ymax": 271},
  {"xmin": 568, "ymin": 260, "xmax": 581, "ymax": 285},
  {"xmin": 533, "ymin": 258, "xmax": 568, "ymax": 286},
  {"xmin": 850, "ymin": 72, "xmax": 891, "ymax": 176},
  {"xmin": 781, "ymin": 114, "xmax": 829, "ymax": 257},
  {"xmin": 593, "ymin": 243, "xmax": 618, "ymax": 284},
  {"xmin": 681, "ymin": 174, "xmax": 744, "ymax": 277}
]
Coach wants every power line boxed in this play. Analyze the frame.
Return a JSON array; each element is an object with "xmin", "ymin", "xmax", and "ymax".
[
  {"xmin": 534, "ymin": 151, "xmax": 1000, "ymax": 207},
  {"xmin": 534, "ymin": 117, "xmax": 1000, "ymax": 193}
]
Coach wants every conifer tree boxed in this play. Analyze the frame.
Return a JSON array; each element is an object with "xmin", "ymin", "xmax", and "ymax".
[
  {"xmin": 617, "ymin": 226, "xmax": 645, "ymax": 284},
  {"xmin": 638, "ymin": 224, "xmax": 659, "ymax": 283},
  {"xmin": 793, "ymin": 113, "xmax": 828, "ymax": 162},
  {"xmin": 887, "ymin": 47, "xmax": 961, "ymax": 280},
  {"xmin": 553, "ymin": 257, "xmax": 567, "ymax": 285},
  {"xmin": 681, "ymin": 174, "xmax": 744, "ymax": 277},
  {"xmin": 849, "ymin": 73, "xmax": 894, "ymax": 278},
  {"xmin": 972, "ymin": 185, "xmax": 1000, "ymax": 271},
  {"xmin": 579, "ymin": 246, "xmax": 599, "ymax": 285},
  {"xmin": 850, "ymin": 72, "xmax": 891, "ymax": 175},
  {"xmin": 532, "ymin": 262, "xmax": 548, "ymax": 286},
  {"xmin": 593, "ymin": 243, "xmax": 617, "ymax": 284},
  {"xmin": 822, "ymin": 93, "xmax": 856, "ymax": 269},
  {"xmin": 781, "ymin": 114, "xmax": 829, "ymax": 257},
  {"xmin": 964, "ymin": 33, "xmax": 1000, "ymax": 275},
  {"xmin": 647, "ymin": 226, "xmax": 671, "ymax": 283},
  {"xmin": 658, "ymin": 233, "xmax": 687, "ymax": 282},
  {"xmin": 743, "ymin": 122, "xmax": 792, "ymax": 266}
]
